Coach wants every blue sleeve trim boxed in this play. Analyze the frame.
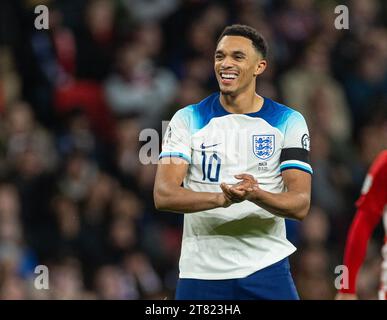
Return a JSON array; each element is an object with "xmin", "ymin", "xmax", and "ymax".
[
  {"xmin": 159, "ymin": 152, "xmax": 191, "ymax": 164},
  {"xmin": 280, "ymin": 163, "xmax": 313, "ymax": 175}
]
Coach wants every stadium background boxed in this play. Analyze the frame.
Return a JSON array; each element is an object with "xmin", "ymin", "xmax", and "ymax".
[{"xmin": 0, "ymin": 0, "xmax": 386, "ymax": 299}]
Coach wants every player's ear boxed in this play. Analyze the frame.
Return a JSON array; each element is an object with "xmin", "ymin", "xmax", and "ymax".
[{"xmin": 254, "ymin": 58, "xmax": 267, "ymax": 76}]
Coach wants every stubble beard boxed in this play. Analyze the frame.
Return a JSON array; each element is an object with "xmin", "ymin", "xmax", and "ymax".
[{"xmin": 219, "ymin": 84, "xmax": 237, "ymax": 96}]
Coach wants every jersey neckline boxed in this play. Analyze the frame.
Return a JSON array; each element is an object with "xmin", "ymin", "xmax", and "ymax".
[{"xmin": 214, "ymin": 92, "xmax": 269, "ymax": 117}]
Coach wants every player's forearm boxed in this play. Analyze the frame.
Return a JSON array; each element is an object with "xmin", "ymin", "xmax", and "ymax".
[
  {"xmin": 248, "ymin": 189, "xmax": 310, "ymax": 220},
  {"xmin": 340, "ymin": 220, "xmax": 367, "ymax": 294},
  {"xmin": 154, "ymin": 185, "xmax": 223, "ymax": 213},
  {"xmin": 340, "ymin": 208, "xmax": 380, "ymax": 294}
]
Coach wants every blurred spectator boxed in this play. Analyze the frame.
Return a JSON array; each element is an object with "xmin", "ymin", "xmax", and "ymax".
[
  {"xmin": 58, "ymin": 151, "xmax": 97, "ymax": 203},
  {"xmin": 93, "ymin": 265, "xmax": 127, "ymax": 299},
  {"xmin": 295, "ymin": 245, "xmax": 335, "ymax": 300},
  {"xmin": 0, "ymin": 273, "xmax": 28, "ymax": 300},
  {"xmin": 122, "ymin": 252, "xmax": 164, "ymax": 299},
  {"xmin": 104, "ymin": 42, "xmax": 178, "ymax": 128},
  {"xmin": 300, "ymin": 206, "xmax": 330, "ymax": 246},
  {"xmin": 75, "ymin": 0, "xmax": 117, "ymax": 81},
  {"xmin": 50, "ymin": 196, "xmax": 82, "ymax": 258},
  {"xmin": 107, "ymin": 215, "xmax": 137, "ymax": 263},
  {"xmin": 280, "ymin": 39, "xmax": 352, "ymax": 143},
  {"xmin": 4, "ymin": 101, "xmax": 58, "ymax": 173},
  {"xmin": 309, "ymin": 130, "xmax": 348, "ymax": 217},
  {"xmin": 132, "ymin": 22, "xmax": 164, "ymax": 60},
  {"xmin": 349, "ymin": 0, "xmax": 381, "ymax": 35},
  {"xmin": 122, "ymin": 0, "xmax": 179, "ymax": 24},
  {"xmin": 342, "ymin": 28, "xmax": 387, "ymax": 129},
  {"xmin": 111, "ymin": 188, "xmax": 142, "ymax": 221},
  {"xmin": 273, "ymin": 0, "xmax": 321, "ymax": 68},
  {"xmin": 56, "ymin": 107, "xmax": 98, "ymax": 159},
  {"xmin": 49, "ymin": 257, "xmax": 88, "ymax": 299},
  {"xmin": 0, "ymin": 47, "xmax": 21, "ymax": 111},
  {"xmin": 0, "ymin": 183, "xmax": 37, "ymax": 299},
  {"xmin": 113, "ymin": 115, "xmax": 141, "ymax": 189}
]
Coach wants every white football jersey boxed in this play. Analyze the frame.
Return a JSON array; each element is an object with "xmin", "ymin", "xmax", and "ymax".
[{"xmin": 160, "ymin": 92, "xmax": 312, "ymax": 280}]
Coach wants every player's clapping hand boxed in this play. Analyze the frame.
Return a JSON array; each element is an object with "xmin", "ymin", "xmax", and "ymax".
[
  {"xmin": 217, "ymin": 191, "xmax": 233, "ymax": 208},
  {"xmin": 220, "ymin": 174, "xmax": 260, "ymax": 203}
]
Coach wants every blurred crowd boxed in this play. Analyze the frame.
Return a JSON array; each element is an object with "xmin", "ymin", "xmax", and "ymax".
[{"xmin": 0, "ymin": 0, "xmax": 386, "ymax": 299}]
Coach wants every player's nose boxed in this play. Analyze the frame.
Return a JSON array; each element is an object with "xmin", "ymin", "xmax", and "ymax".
[{"xmin": 220, "ymin": 56, "xmax": 234, "ymax": 69}]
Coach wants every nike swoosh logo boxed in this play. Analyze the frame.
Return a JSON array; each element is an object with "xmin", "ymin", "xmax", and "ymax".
[{"xmin": 200, "ymin": 143, "xmax": 221, "ymax": 149}]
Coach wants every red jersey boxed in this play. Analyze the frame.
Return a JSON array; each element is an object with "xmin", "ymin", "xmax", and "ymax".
[{"xmin": 339, "ymin": 150, "xmax": 387, "ymax": 298}]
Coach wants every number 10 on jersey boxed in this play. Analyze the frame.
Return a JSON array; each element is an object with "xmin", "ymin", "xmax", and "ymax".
[{"xmin": 201, "ymin": 149, "xmax": 222, "ymax": 182}]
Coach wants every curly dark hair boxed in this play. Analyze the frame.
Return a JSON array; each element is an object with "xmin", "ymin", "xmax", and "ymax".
[{"xmin": 217, "ymin": 24, "xmax": 268, "ymax": 58}]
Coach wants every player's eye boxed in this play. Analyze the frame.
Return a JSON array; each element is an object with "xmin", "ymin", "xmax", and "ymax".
[{"xmin": 215, "ymin": 54, "xmax": 224, "ymax": 60}]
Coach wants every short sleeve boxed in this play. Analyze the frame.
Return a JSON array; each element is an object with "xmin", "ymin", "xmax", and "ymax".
[
  {"xmin": 159, "ymin": 109, "xmax": 192, "ymax": 163},
  {"xmin": 356, "ymin": 151, "xmax": 387, "ymax": 213},
  {"xmin": 279, "ymin": 111, "xmax": 313, "ymax": 174}
]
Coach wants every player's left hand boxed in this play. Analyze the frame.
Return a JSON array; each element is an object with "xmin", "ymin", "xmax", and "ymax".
[
  {"xmin": 220, "ymin": 182, "xmax": 246, "ymax": 203},
  {"xmin": 234, "ymin": 174, "xmax": 259, "ymax": 192},
  {"xmin": 220, "ymin": 174, "xmax": 260, "ymax": 203}
]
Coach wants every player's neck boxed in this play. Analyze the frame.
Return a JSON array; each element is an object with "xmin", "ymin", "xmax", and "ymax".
[{"xmin": 219, "ymin": 89, "xmax": 264, "ymax": 114}]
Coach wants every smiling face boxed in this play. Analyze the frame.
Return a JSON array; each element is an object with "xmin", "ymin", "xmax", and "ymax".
[{"xmin": 214, "ymin": 35, "xmax": 266, "ymax": 96}]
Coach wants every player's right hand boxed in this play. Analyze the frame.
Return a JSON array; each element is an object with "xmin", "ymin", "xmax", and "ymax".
[
  {"xmin": 217, "ymin": 192, "xmax": 233, "ymax": 208},
  {"xmin": 334, "ymin": 293, "xmax": 358, "ymax": 300},
  {"xmin": 220, "ymin": 182, "xmax": 246, "ymax": 203}
]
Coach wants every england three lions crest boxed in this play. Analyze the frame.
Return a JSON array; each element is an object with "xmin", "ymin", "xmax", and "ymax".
[{"xmin": 253, "ymin": 135, "xmax": 275, "ymax": 160}]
